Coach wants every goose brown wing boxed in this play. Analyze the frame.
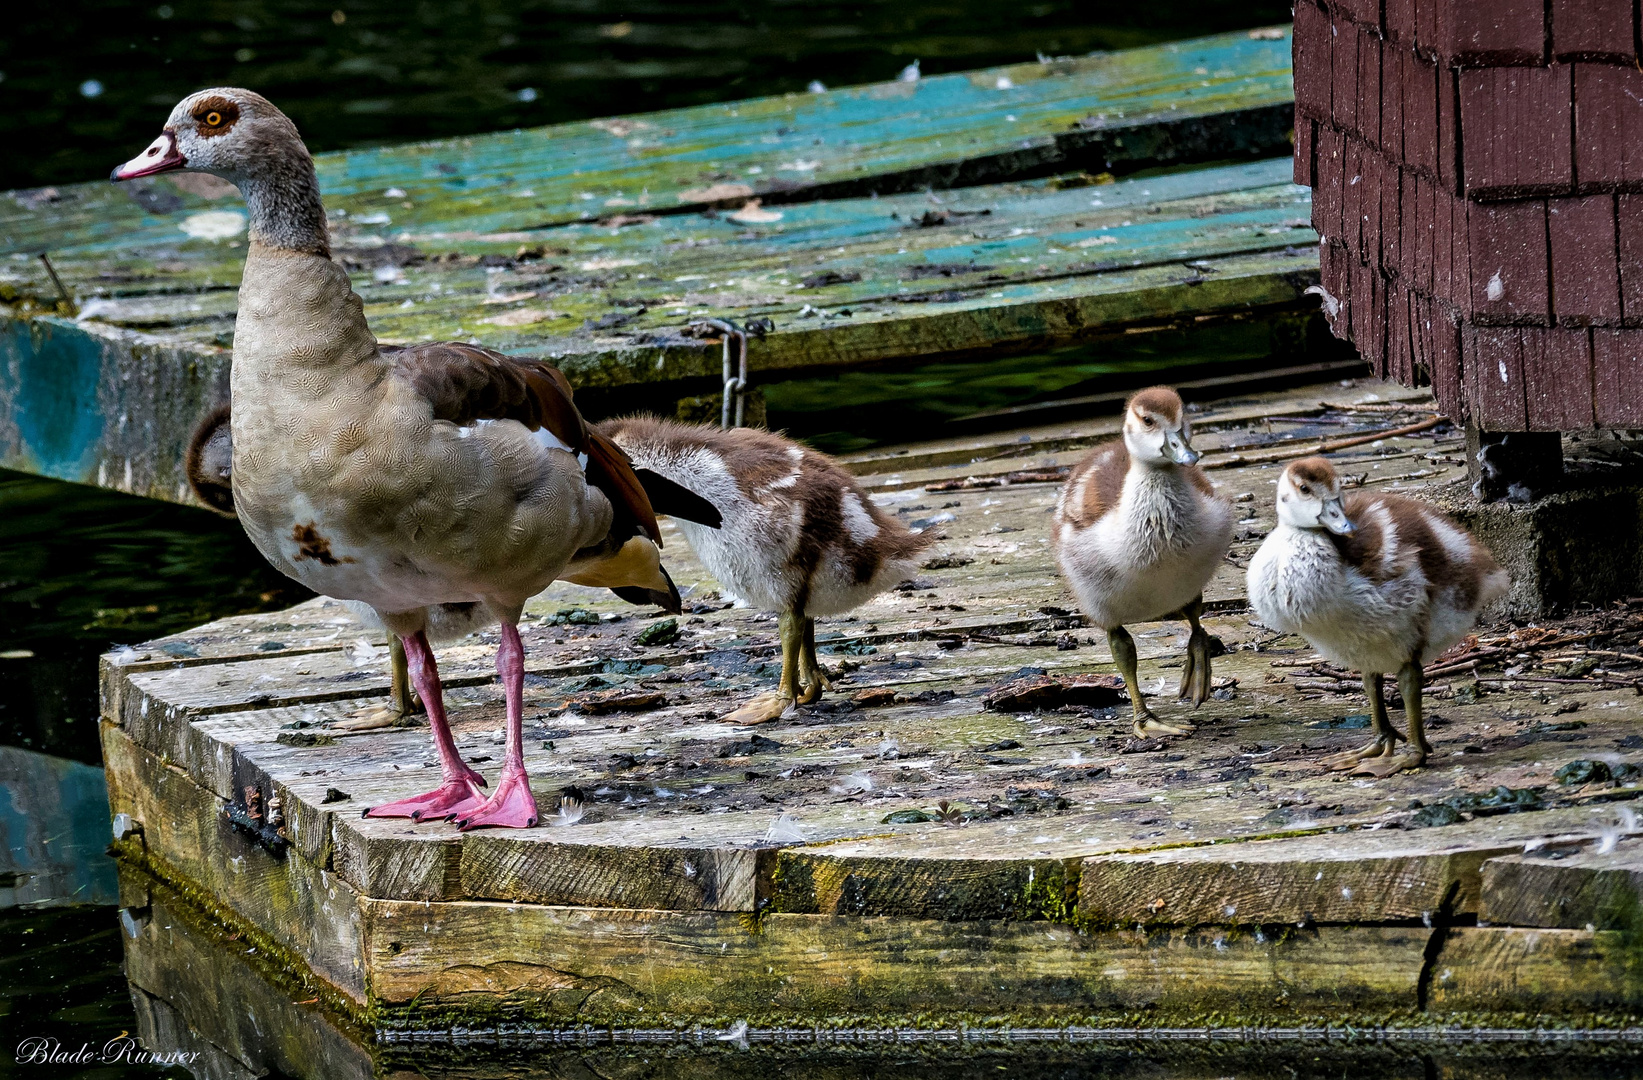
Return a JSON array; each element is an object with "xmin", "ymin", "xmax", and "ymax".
[{"xmin": 387, "ymin": 342, "xmax": 660, "ymax": 543}]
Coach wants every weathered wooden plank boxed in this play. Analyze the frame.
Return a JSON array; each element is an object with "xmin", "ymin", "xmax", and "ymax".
[
  {"xmin": 1076, "ymin": 815, "xmax": 1587, "ymax": 928},
  {"xmin": 0, "ymin": 28, "xmax": 1295, "ymax": 258},
  {"xmin": 120, "ymin": 868, "xmax": 376, "ymax": 1080},
  {"xmin": 362, "ymin": 898, "xmax": 1427, "ymax": 1024},
  {"xmin": 459, "ymin": 821, "xmax": 773, "ymax": 912},
  {"xmin": 1480, "ymin": 839, "xmax": 1643, "ymax": 929},
  {"xmin": 101, "ymin": 722, "xmax": 369, "ymax": 1003},
  {"xmin": 1427, "ymin": 926, "xmax": 1643, "ymax": 1017}
]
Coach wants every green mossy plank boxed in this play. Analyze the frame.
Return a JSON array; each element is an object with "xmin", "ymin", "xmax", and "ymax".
[
  {"xmin": 0, "ymin": 28, "xmax": 1294, "ymax": 258},
  {"xmin": 1480, "ymin": 839, "xmax": 1643, "ymax": 930},
  {"xmin": 362, "ymin": 898, "xmax": 1426, "ymax": 1025},
  {"xmin": 1427, "ymin": 926, "xmax": 1643, "ymax": 1019}
]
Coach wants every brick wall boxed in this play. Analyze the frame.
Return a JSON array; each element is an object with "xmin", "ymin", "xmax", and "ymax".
[{"xmin": 1295, "ymin": 0, "xmax": 1643, "ymax": 430}]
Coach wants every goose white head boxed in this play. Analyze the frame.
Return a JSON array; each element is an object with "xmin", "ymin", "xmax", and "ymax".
[
  {"xmin": 111, "ymin": 88, "xmax": 300, "ymax": 183},
  {"xmin": 111, "ymin": 88, "xmax": 328, "ymax": 254},
  {"xmin": 1277, "ymin": 456, "xmax": 1356, "ymax": 535},
  {"xmin": 1122, "ymin": 386, "xmax": 1199, "ymax": 467}
]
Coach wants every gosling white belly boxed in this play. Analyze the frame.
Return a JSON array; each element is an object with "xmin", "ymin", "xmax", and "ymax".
[
  {"xmin": 1248, "ymin": 524, "xmax": 1431, "ymax": 673},
  {"xmin": 1057, "ymin": 473, "xmax": 1232, "ymax": 628}
]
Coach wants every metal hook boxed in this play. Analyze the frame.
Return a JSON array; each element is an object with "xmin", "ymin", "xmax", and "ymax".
[{"xmin": 688, "ymin": 317, "xmax": 750, "ymax": 429}]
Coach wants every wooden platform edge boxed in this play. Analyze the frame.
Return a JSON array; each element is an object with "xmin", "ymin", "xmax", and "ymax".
[{"xmin": 101, "ymin": 720, "xmax": 1643, "ymax": 1029}]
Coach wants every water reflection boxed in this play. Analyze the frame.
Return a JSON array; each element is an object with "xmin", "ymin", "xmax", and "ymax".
[{"xmin": 0, "ymin": 747, "xmax": 117, "ymax": 908}]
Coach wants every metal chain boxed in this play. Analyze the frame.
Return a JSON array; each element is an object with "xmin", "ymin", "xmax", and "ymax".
[{"xmin": 688, "ymin": 318, "xmax": 749, "ymax": 429}]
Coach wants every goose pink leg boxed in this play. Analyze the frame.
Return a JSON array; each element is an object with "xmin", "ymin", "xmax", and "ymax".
[
  {"xmin": 363, "ymin": 631, "xmax": 486, "ymax": 821},
  {"xmin": 457, "ymin": 621, "xmax": 540, "ymax": 830}
]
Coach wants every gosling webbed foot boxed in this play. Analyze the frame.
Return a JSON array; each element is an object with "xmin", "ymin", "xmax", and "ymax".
[
  {"xmin": 1133, "ymin": 711, "xmax": 1196, "ymax": 738},
  {"xmin": 1177, "ymin": 628, "xmax": 1214, "ymax": 707},
  {"xmin": 1352, "ymin": 748, "xmax": 1427, "ymax": 778},
  {"xmin": 334, "ymin": 701, "xmax": 419, "ymax": 732},
  {"xmin": 1320, "ymin": 732, "xmax": 1405, "ymax": 772},
  {"xmin": 725, "ymin": 691, "xmax": 795, "ymax": 726}
]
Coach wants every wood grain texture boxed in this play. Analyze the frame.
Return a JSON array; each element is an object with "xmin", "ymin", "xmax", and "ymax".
[
  {"xmin": 1427, "ymin": 926, "xmax": 1643, "ymax": 1017},
  {"xmin": 1480, "ymin": 839, "xmax": 1643, "ymax": 929},
  {"xmin": 121, "ymin": 868, "xmax": 376, "ymax": 1080},
  {"xmin": 361, "ymin": 898, "xmax": 1429, "ymax": 1023}
]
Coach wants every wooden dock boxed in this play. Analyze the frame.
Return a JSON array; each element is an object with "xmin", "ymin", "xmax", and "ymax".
[
  {"xmin": 102, "ymin": 377, "xmax": 1643, "ymax": 1034},
  {"xmin": 0, "ymin": 28, "xmax": 1311, "ymax": 503}
]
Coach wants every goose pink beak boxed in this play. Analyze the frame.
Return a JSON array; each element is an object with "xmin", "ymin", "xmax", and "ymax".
[{"xmin": 111, "ymin": 132, "xmax": 186, "ymax": 181}]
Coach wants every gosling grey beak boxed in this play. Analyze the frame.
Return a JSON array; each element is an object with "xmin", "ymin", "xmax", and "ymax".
[
  {"xmin": 1320, "ymin": 496, "xmax": 1356, "ymax": 535},
  {"xmin": 112, "ymin": 131, "xmax": 186, "ymax": 181},
  {"xmin": 1164, "ymin": 429, "xmax": 1200, "ymax": 467}
]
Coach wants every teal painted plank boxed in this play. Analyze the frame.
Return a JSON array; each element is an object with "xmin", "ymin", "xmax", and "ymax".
[
  {"xmin": 0, "ymin": 27, "xmax": 1293, "ymax": 258},
  {"xmin": 14, "ymin": 159, "xmax": 1315, "ymax": 380}
]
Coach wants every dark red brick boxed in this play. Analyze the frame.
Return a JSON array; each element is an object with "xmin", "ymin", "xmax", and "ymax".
[
  {"xmin": 1321, "ymin": 240, "xmax": 1353, "ymax": 339},
  {"xmin": 1381, "ymin": 160, "xmax": 1402, "ymax": 274},
  {"xmin": 1357, "ymin": 27, "xmax": 1383, "ymax": 152},
  {"xmin": 1414, "ymin": 0, "xmax": 1439, "ymax": 59},
  {"xmin": 1294, "ymin": 117, "xmax": 1316, "ymax": 189},
  {"xmin": 1385, "ymin": 0, "xmax": 1416, "ymax": 49},
  {"xmin": 1403, "ymin": 54, "xmax": 1440, "ymax": 177},
  {"xmin": 1522, "ymin": 328, "xmax": 1596, "ymax": 430},
  {"xmin": 1593, "ymin": 329, "xmax": 1643, "ymax": 424},
  {"xmin": 1343, "ymin": 138, "xmax": 1366, "ymax": 260},
  {"xmin": 1553, "ymin": 0, "xmax": 1636, "ymax": 62},
  {"xmin": 1337, "ymin": 0, "xmax": 1381, "ymax": 30},
  {"xmin": 1449, "ymin": 188, "xmax": 1472, "ymax": 309},
  {"xmin": 1574, "ymin": 63, "xmax": 1643, "ymax": 192},
  {"xmin": 1361, "ymin": 150, "xmax": 1384, "ymax": 268},
  {"xmin": 1293, "ymin": 1, "xmax": 1334, "ymax": 121},
  {"xmin": 1436, "ymin": 64, "xmax": 1461, "ymax": 194},
  {"xmin": 1387, "ymin": 283, "xmax": 1414, "ymax": 383},
  {"xmin": 1380, "ymin": 42, "xmax": 1406, "ymax": 165},
  {"xmin": 1469, "ymin": 199, "xmax": 1550, "ymax": 324},
  {"xmin": 1315, "ymin": 124, "xmax": 1347, "ymax": 243},
  {"xmin": 1399, "ymin": 166, "xmax": 1420, "ymax": 282},
  {"xmin": 1459, "ymin": 66, "xmax": 1574, "ymax": 200},
  {"xmin": 1467, "ymin": 327, "xmax": 1530, "ymax": 429},
  {"xmin": 1443, "ymin": 0, "xmax": 1549, "ymax": 65},
  {"xmin": 1615, "ymin": 194, "xmax": 1643, "ymax": 323},
  {"xmin": 1549, "ymin": 195, "xmax": 1622, "ymax": 324},
  {"xmin": 1333, "ymin": 14, "xmax": 1360, "ymax": 136},
  {"xmin": 1428, "ymin": 302, "xmax": 1466, "ymax": 423}
]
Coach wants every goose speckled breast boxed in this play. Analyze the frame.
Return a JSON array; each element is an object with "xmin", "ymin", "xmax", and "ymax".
[{"xmin": 229, "ymin": 246, "xmax": 610, "ymax": 615}]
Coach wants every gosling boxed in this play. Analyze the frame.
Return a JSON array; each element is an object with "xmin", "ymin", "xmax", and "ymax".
[
  {"xmin": 1052, "ymin": 386, "xmax": 1234, "ymax": 737},
  {"xmin": 1247, "ymin": 456, "xmax": 1508, "ymax": 777},
  {"xmin": 598, "ymin": 417, "xmax": 932, "ymax": 724}
]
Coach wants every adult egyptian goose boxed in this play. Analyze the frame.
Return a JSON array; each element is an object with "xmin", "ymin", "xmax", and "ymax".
[
  {"xmin": 598, "ymin": 417, "xmax": 931, "ymax": 724},
  {"xmin": 1247, "ymin": 457, "xmax": 1508, "ymax": 776},
  {"xmin": 184, "ymin": 404, "xmax": 710, "ymax": 728},
  {"xmin": 117, "ymin": 88, "xmax": 702, "ymax": 829},
  {"xmin": 1051, "ymin": 387, "xmax": 1234, "ymax": 737}
]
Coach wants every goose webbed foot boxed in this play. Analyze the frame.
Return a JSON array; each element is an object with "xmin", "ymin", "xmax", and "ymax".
[
  {"xmin": 364, "ymin": 775, "xmax": 485, "ymax": 821},
  {"xmin": 455, "ymin": 764, "xmax": 539, "ymax": 830},
  {"xmin": 1351, "ymin": 660, "xmax": 1430, "ymax": 777},
  {"xmin": 727, "ymin": 609, "xmax": 804, "ymax": 724}
]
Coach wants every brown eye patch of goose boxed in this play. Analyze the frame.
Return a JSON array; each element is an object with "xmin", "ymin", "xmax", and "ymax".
[{"xmin": 192, "ymin": 98, "xmax": 240, "ymax": 137}]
